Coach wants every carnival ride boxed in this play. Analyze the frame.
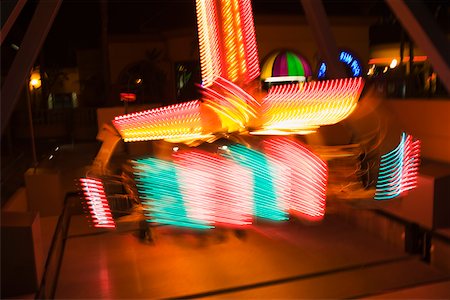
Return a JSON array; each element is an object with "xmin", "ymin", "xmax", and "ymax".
[{"xmin": 79, "ymin": 0, "xmax": 420, "ymax": 235}]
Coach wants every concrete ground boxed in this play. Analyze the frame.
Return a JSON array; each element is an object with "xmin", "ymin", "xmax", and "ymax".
[
  {"xmin": 12, "ymin": 142, "xmax": 449, "ymax": 299},
  {"xmin": 54, "ymin": 213, "xmax": 449, "ymax": 299}
]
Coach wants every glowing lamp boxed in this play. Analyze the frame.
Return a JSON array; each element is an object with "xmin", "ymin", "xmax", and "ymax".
[
  {"xmin": 201, "ymin": 77, "xmax": 260, "ymax": 132},
  {"xmin": 29, "ymin": 70, "xmax": 41, "ymax": 90},
  {"xmin": 368, "ymin": 56, "xmax": 427, "ymax": 65}
]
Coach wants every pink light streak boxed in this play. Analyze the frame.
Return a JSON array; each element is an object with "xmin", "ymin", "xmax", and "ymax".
[
  {"xmin": 401, "ymin": 134, "xmax": 421, "ymax": 193},
  {"xmin": 263, "ymin": 138, "xmax": 328, "ymax": 221},
  {"xmin": 174, "ymin": 150, "xmax": 253, "ymax": 227},
  {"xmin": 80, "ymin": 178, "xmax": 115, "ymax": 228}
]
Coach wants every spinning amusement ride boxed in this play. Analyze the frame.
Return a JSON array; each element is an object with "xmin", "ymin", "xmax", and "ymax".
[{"xmin": 79, "ymin": 0, "xmax": 420, "ymax": 233}]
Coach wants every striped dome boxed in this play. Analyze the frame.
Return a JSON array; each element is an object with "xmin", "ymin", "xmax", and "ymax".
[{"xmin": 261, "ymin": 50, "xmax": 312, "ymax": 81}]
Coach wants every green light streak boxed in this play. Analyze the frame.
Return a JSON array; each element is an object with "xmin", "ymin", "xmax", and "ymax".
[
  {"xmin": 224, "ymin": 145, "xmax": 287, "ymax": 221},
  {"xmin": 133, "ymin": 158, "xmax": 211, "ymax": 229}
]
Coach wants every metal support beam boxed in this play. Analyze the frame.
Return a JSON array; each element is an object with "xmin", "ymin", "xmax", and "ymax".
[
  {"xmin": 385, "ymin": 0, "xmax": 450, "ymax": 93},
  {"xmin": 1, "ymin": 0, "xmax": 28, "ymax": 45},
  {"xmin": 1, "ymin": 0, "xmax": 62, "ymax": 134},
  {"xmin": 300, "ymin": 0, "xmax": 347, "ymax": 79}
]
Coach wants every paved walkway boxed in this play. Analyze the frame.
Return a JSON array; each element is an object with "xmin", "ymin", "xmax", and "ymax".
[
  {"xmin": 29, "ymin": 142, "xmax": 450, "ymax": 299},
  {"xmin": 55, "ymin": 214, "xmax": 449, "ymax": 299}
]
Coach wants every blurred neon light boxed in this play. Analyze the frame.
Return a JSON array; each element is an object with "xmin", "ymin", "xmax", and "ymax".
[
  {"xmin": 202, "ymin": 77, "xmax": 259, "ymax": 132},
  {"xmin": 120, "ymin": 93, "xmax": 136, "ymax": 102},
  {"xmin": 175, "ymin": 150, "xmax": 253, "ymax": 226},
  {"xmin": 133, "ymin": 142, "xmax": 328, "ymax": 227},
  {"xmin": 80, "ymin": 178, "xmax": 115, "ymax": 228},
  {"xmin": 375, "ymin": 133, "xmax": 421, "ymax": 200},
  {"xmin": 239, "ymin": 0, "xmax": 260, "ymax": 82},
  {"xmin": 368, "ymin": 56, "xmax": 427, "ymax": 65},
  {"xmin": 196, "ymin": 0, "xmax": 222, "ymax": 87},
  {"xmin": 263, "ymin": 138, "xmax": 327, "ymax": 221},
  {"xmin": 318, "ymin": 51, "xmax": 361, "ymax": 79},
  {"xmin": 224, "ymin": 144, "xmax": 288, "ymax": 221},
  {"xmin": 196, "ymin": 0, "xmax": 259, "ymax": 86},
  {"xmin": 134, "ymin": 158, "xmax": 211, "ymax": 229},
  {"xmin": 259, "ymin": 77, "xmax": 364, "ymax": 134},
  {"xmin": 113, "ymin": 101, "xmax": 208, "ymax": 142}
]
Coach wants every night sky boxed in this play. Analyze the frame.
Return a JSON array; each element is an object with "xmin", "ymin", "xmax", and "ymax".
[
  {"xmin": 45, "ymin": 0, "xmax": 385, "ymax": 66},
  {"xmin": 1, "ymin": 0, "xmax": 447, "ymax": 70}
]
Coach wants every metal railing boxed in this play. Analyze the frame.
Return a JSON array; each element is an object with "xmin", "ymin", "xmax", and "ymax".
[
  {"xmin": 11, "ymin": 107, "xmax": 98, "ymax": 141},
  {"xmin": 35, "ymin": 192, "xmax": 79, "ymax": 299}
]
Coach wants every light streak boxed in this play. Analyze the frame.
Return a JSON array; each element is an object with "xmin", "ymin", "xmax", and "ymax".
[
  {"xmin": 80, "ymin": 178, "xmax": 116, "ymax": 228},
  {"xmin": 263, "ymin": 138, "xmax": 327, "ymax": 221},
  {"xmin": 223, "ymin": 144, "xmax": 288, "ymax": 221},
  {"xmin": 195, "ymin": 0, "xmax": 259, "ymax": 86},
  {"xmin": 133, "ymin": 158, "xmax": 211, "ymax": 229},
  {"xmin": 113, "ymin": 101, "xmax": 208, "ymax": 142},
  {"xmin": 258, "ymin": 77, "xmax": 364, "ymax": 134},
  {"xmin": 375, "ymin": 133, "xmax": 421, "ymax": 200},
  {"xmin": 174, "ymin": 150, "xmax": 253, "ymax": 226},
  {"xmin": 368, "ymin": 56, "xmax": 428, "ymax": 65},
  {"xmin": 201, "ymin": 77, "xmax": 259, "ymax": 132}
]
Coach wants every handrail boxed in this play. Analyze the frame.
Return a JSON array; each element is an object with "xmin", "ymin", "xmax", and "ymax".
[{"xmin": 35, "ymin": 191, "xmax": 79, "ymax": 299}]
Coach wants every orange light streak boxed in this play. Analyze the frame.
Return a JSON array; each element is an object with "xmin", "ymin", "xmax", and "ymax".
[
  {"xmin": 258, "ymin": 77, "xmax": 364, "ymax": 134},
  {"xmin": 196, "ymin": 0, "xmax": 260, "ymax": 86},
  {"xmin": 202, "ymin": 77, "xmax": 259, "ymax": 132},
  {"xmin": 239, "ymin": 0, "xmax": 260, "ymax": 81},
  {"xmin": 368, "ymin": 56, "xmax": 427, "ymax": 65},
  {"xmin": 196, "ymin": 0, "xmax": 222, "ymax": 87},
  {"xmin": 113, "ymin": 101, "xmax": 209, "ymax": 142}
]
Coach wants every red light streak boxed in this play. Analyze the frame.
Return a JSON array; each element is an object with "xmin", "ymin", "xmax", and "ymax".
[
  {"xmin": 263, "ymin": 138, "xmax": 328, "ymax": 221},
  {"xmin": 120, "ymin": 93, "xmax": 136, "ymax": 102},
  {"xmin": 401, "ymin": 134, "xmax": 421, "ymax": 192},
  {"xmin": 174, "ymin": 150, "xmax": 253, "ymax": 227},
  {"xmin": 80, "ymin": 178, "xmax": 115, "ymax": 228},
  {"xmin": 196, "ymin": 0, "xmax": 260, "ymax": 86},
  {"xmin": 239, "ymin": 0, "xmax": 260, "ymax": 82}
]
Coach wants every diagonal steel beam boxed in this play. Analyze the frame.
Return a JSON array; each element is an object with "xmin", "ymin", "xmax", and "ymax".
[
  {"xmin": 1, "ymin": 0, "xmax": 62, "ymax": 134},
  {"xmin": 385, "ymin": 0, "xmax": 450, "ymax": 93},
  {"xmin": 300, "ymin": 0, "xmax": 347, "ymax": 79},
  {"xmin": 1, "ymin": 0, "xmax": 28, "ymax": 45}
]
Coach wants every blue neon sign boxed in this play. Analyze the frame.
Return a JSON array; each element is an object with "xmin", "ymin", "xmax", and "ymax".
[{"xmin": 317, "ymin": 50, "xmax": 361, "ymax": 79}]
